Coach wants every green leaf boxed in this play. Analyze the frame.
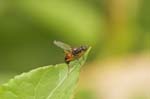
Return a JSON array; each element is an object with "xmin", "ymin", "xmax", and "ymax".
[{"xmin": 0, "ymin": 47, "xmax": 91, "ymax": 99}]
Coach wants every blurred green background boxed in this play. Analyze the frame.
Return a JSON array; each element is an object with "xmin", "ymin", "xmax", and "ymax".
[{"xmin": 0, "ymin": 0, "xmax": 150, "ymax": 99}]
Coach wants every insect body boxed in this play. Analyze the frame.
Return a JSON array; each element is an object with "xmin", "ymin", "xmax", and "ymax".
[
  {"xmin": 65, "ymin": 46, "xmax": 88, "ymax": 64},
  {"xmin": 54, "ymin": 40, "xmax": 88, "ymax": 65}
]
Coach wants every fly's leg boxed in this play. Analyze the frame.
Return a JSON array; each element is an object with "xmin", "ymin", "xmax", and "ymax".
[
  {"xmin": 67, "ymin": 64, "xmax": 70, "ymax": 73},
  {"xmin": 66, "ymin": 61, "xmax": 71, "ymax": 76},
  {"xmin": 82, "ymin": 55, "xmax": 86, "ymax": 61},
  {"xmin": 79, "ymin": 53, "xmax": 86, "ymax": 64},
  {"xmin": 76, "ymin": 58, "xmax": 81, "ymax": 65}
]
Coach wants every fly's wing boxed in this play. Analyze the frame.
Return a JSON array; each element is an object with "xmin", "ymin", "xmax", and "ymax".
[{"xmin": 53, "ymin": 40, "xmax": 72, "ymax": 51}]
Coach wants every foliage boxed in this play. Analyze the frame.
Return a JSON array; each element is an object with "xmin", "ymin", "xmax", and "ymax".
[{"xmin": 0, "ymin": 47, "xmax": 91, "ymax": 99}]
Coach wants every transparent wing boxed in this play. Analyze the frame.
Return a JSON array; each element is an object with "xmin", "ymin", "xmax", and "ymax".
[{"xmin": 53, "ymin": 40, "xmax": 71, "ymax": 51}]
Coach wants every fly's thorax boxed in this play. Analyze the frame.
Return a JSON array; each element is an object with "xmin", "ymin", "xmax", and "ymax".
[
  {"xmin": 72, "ymin": 48, "xmax": 81, "ymax": 56},
  {"xmin": 72, "ymin": 46, "xmax": 88, "ymax": 56}
]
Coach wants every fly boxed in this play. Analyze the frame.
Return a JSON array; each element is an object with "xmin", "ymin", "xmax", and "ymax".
[{"xmin": 54, "ymin": 40, "xmax": 88, "ymax": 72}]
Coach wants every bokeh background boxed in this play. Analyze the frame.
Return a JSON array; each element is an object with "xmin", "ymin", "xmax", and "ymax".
[{"xmin": 0, "ymin": 0, "xmax": 150, "ymax": 99}]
